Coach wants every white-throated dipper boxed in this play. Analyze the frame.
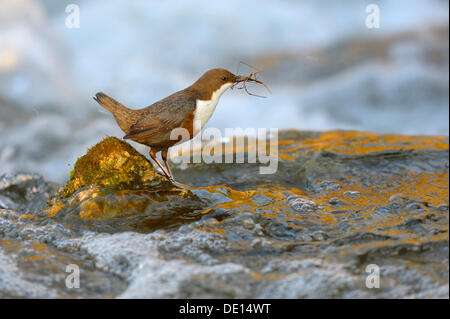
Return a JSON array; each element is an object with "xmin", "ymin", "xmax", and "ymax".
[{"xmin": 94, "ymin": 68, "xmax": 256, "ymax": 184}]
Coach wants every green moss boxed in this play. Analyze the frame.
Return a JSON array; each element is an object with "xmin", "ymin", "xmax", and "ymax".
[
  {"xmin": 61, "ymin": 136, "xmax": 171, "ymax": 197},
  {"xmin": 45, "ymin": 136, "xmax": 191, "ymax": 221},
  {"xmin": 68, "ymin": 168, "xmax": 75, "ymax": 180}
]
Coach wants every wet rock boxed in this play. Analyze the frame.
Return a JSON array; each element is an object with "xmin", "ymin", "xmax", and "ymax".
[
  {"xmin": 258, "ymin": 260, "xmax": 365, "ymax": 298},
  {"xmin": 119, "ymin": 260, "xmax": 256, "ymax": 298},
  {"xmin": 59, "ymin": 137, "xmax": 174, "ymax": 198},
  {"xmin": 0, "ymin": 247, "xmax": 58, "ymax": 298},
  {"xmin": 0, "ymin": 130, "xmax": 448, "ymax": 298},
  {"xmin": 230, "ymin": 213, "xmax": 256, "ymax": 230},
  {"xmin": 0, "ymin": 173, "xmax": 58, "ymax": 214},
  {"xmin": 329, "ymin": 197, "xmax": 342, "ymax": 205},
  {"xmin": 45, "ymin": 137, "xmax": 189, "ymax": 223},
  {"xmin": 287, "ymin": 195, "xmax": 317, "ymax": 213},
  {"xmin": 312, "ymin": 231, "xmax": 328, "ymax": 241},
  {"xmin": 317, "ymin": 180, "xmax": 342, "ymax": 192},
  {"xmin": 343, "ymin": 191, "xmax": 360, "ymax": 200},
  {"xmin": 0, "ymin": 195, "xmax": 18, "ymax": 210}
]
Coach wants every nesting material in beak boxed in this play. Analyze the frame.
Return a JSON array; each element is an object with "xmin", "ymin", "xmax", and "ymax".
[{"xmin": 232, "ymin": 70, "xmax": 271, "ymax": 97}]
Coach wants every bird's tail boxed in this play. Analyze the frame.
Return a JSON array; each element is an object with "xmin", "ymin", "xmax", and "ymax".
[
  {"xmin": 93, "ymin": 92, "xmax": 139, "ymax": 134},
  {"xmin": 94, "ymin": 92, "xmax": 126, "ymax": 114}
]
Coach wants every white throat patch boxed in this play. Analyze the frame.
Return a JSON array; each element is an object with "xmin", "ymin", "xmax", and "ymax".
[{"xmin": 193, "ymin": 82, "xmax": 232, "ymax": 135}]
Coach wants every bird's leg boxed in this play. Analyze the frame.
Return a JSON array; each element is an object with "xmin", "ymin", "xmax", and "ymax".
[
  {"xmin": 161, "ymin": 149, "xmax": 175, "ymax": 182},
  {"xmin": 149, "ymin": 149, "xmax": 172, "ymax": 182}
]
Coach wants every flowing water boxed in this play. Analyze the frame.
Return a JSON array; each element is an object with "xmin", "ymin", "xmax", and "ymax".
[
  {"xmin": 0, "ymin": 131, "xmax": 448, "ymax": 298},
  {"xmin": 0, "ymin": 0, "xmax": 448, "ymax": 299}
]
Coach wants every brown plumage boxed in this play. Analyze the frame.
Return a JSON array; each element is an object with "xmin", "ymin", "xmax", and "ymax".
[{"xmin": 94, "ymin": 68, "xmax": 247, "ymax": 184}]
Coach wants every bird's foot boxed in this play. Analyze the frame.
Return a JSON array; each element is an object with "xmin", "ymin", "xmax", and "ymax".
[
  {"xmin": 156, "ymin": 170, "xmax": 182, "ymax": 188},
  {"xmin": 155, "ymin": 169, "xmax": 166, "ymax": 177},
  {"xmin": 168, "ymin": 177, "xmax": 184, "ymax": 188}
]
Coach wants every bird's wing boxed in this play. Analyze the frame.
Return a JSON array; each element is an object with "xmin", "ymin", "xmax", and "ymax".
[{"xmin": 123, "ymin": 90, "xmax": 197, "ymax": 144}]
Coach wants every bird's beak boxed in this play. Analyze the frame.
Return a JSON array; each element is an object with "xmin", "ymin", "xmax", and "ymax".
[
  {"xmin": 234, "ymin": 75, "xmax": 245, "ymax": 83},
  {"xmin": 234, "ymin": 75, "xmax": 263, "ymax": 85}
]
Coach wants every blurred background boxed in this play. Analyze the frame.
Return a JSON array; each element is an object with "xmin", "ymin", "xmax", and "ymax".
[{"xmin": 0, "ymin": 0, "xmax": 448, "ymax": 182}]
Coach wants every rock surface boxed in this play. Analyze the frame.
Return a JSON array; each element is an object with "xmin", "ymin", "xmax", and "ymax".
[
  {"xmin": 46, "ymin": 137, "xmax": 187, "ymax": 223},
  {"xmin": 0, "ymin": 130, "xmax": 448, "ymax": 298}
]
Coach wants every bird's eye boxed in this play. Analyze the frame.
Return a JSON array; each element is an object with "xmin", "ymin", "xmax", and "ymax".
[{"xmin": 221, "ymin": 76, "xmax": 227, "ymax": 82}]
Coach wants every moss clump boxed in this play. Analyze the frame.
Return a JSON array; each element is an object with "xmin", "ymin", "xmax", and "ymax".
[
  {"xmin": 62, "ymin": 136, "xmax": 172, "ymax": 197},
  {"xmin": 46, "ymin": 137, "xmax": 186, "ymax": 221}
]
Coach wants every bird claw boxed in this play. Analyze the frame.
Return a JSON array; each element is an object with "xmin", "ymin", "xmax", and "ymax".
[
  {"xmin": 155, "ymin": 169, "xmax": 181, "ymax": 187},
  {"xmin": 156, "ymin": 169, "xmax": 166, "ymax": 177},
  {"xmin": 168, "ymin": 177, "xmax": 184, "ymax": 188}
]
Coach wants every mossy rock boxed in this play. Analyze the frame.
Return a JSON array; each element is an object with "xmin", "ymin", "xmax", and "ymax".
[
  {"xmin": 63, "ymin": 136, "xmax": 173, "ymax": 197},
  {"xmin": 46, "ymin": 137, "xmax": 190, "ymax": 221}
]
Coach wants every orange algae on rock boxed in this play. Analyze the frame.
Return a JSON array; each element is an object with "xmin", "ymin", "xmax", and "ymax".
[
  {"xmin": 277, "ymin": 130, "xmax": 449, "ymax": 160},
  {"xmin": 44, "ymin": 131, "xmax": 448, "ymax": 232}
]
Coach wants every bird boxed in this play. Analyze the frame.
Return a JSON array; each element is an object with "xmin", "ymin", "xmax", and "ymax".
[{"xmin": 94, "ymin": 68, "xmax": 250, "ymax": 184}]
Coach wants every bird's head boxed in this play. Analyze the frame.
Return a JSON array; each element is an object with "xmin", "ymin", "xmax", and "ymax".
[{"xmin": 190, "ymin": 68, "xmax": 248, "ymax": 100}]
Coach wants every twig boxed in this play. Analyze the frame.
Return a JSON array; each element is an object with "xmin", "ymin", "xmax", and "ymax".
[{"xmin": 232, "ymin": 61, "xmax": 271, "ymax": 98}]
